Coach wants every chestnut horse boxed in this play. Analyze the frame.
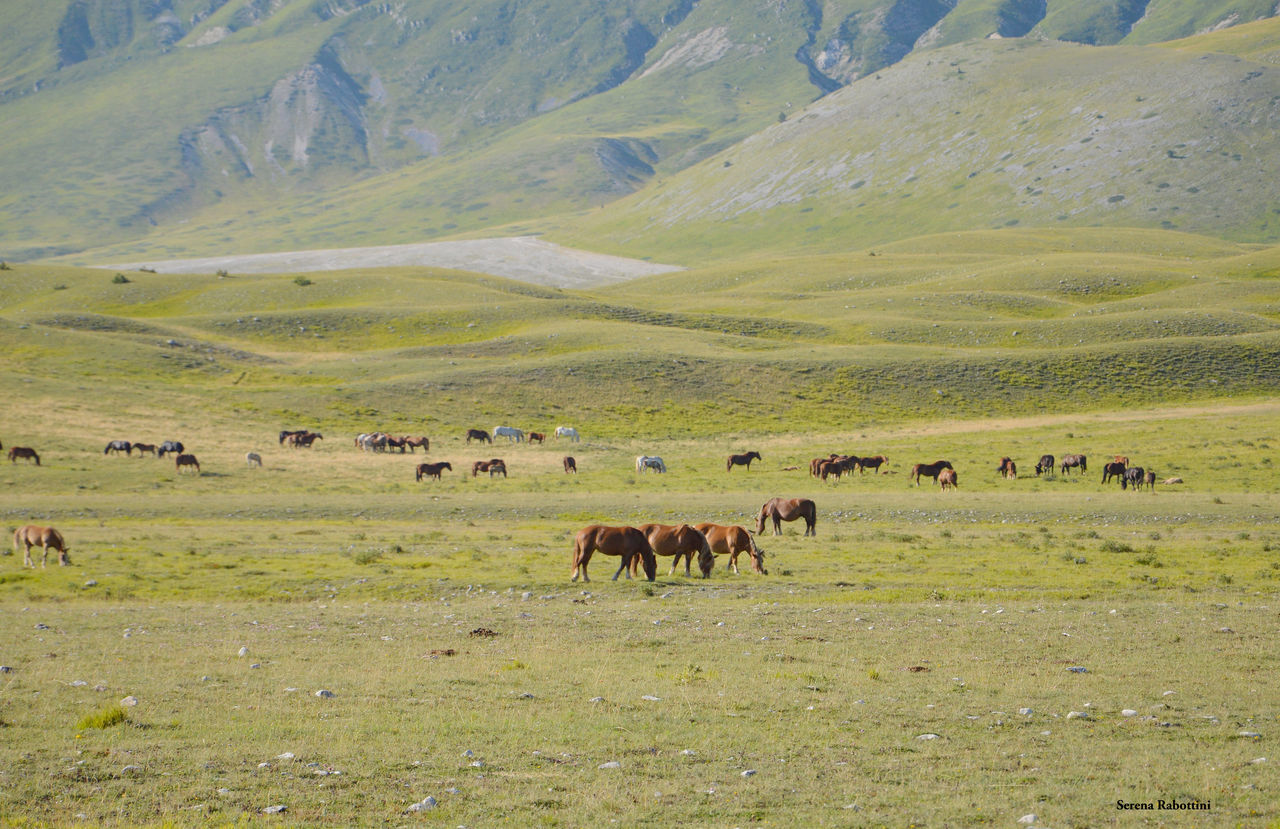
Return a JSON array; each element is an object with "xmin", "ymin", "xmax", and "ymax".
[
  {"xmin": 528, "ymin": 432, "xmax": 546, "ymax": 444},
  {"xmin": 811, "ymin": 455, "xmax": 838, "ymax": 476},
  {"xmin": 695, "ymin": 522, "xmax": 767, "ymax": 575},
  {"xmin": 472, "ymin": 459, "xmax": 507, "ymax": 478},
  {"xmin": 563, "ymin": 456, "xmax": 577, "ymax": 474},
  {"xmin": 757, "ymin": 497, "xmax": 816, "ymax": 537},
  {"xmin": 415, "ymin": 461, "xmax": 452, "ymax": 481},
  {"xmin": 938, "ymin": 468, "xmax": 958, "ymax": 490},
  {"xmin": 175, "ymin": 453, "xmax": 200, "ymax": 473},
  {"xmin": 404, "ymin": 436, "xmax": 429, "ymax": 453},
  {"xmin": 726, "ymin": 451, "xmax": 761, "ymax": 472},
  {"xmin": 465, "ymin": 428, "xmax": 492, "ymax": 444},
  {"xmin": 633, "ymin": 524, "xmax": 714, "ymax": 578},
  {"xmin": 910, "ymin": 460, "xmax": 952, "ymax": 486},
  {"xmin": 997, "ymin": 457, "xmax": 1016, "ymax": 479},
  {"xmin": 570, "ymin": 525, "xmax": 656, "ymax": 582},
  {"xmin": 14, "ymin": 525, "xmax": 70, "ymax": 567},
  {"xmin": 132, "ymin": 442, "xmax": 157, "ymax": 457},
  {"xmin": 8, "ymin": 447, "xmax": 39, "ymax": 465}
]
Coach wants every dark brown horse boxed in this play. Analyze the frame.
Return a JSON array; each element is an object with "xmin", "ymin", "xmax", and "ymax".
[
  {"xmin": 415, "ymin": 461, "xmax": 452, "ymax": 481},
  {"xmin": 757, "ymin": 497, "xmax": 817, "ymax": 537},
  {"xmin": 694, "ymin": 522, "xmax": 767, "ymax": 575},
  {"xmin": 8, "ymin": 447, "xmax": 39, "ymax": 465},
  {"xmin": 528, "ymin": 432, "xmax": 546, "ymax": 444},
  {"xmin": 279, "ymin": 429, "xmax": 307, "ymax": 445},
  {"xmin": 472, "ymin": 459, "xmax": 507, "ymax": 478},
  {"xmin": 13, "ymin": 525, "xmax": 70, "ymax": 567},
  {"xmin": 726, "ymin": 451, "xmax": 762, "ymax": 472},
  {"xmin": 634, "ymin": 524, "xmax": 714, "ymax": 578},
  {"xmin": 288, "ymin": 432, "xmax": 322, "ymax": 448},
  {"xmin": 570, "ymin": 525, "xmax": 656, "ymax": 582},
  {"xmin": 465, "ymin": 428, "xmax": 492, "ymax": 444},
  {"xmin": 910, "ymin": 460, "xmax": 952, "ymax": 486},
  {"xmin": 1060, "ymin": 454, "xmax": 1087, "ymax": 475},
  {"xmin": 132, "ymin": 442, "xmax": 157, "ymax": 456},
  {"xmin": 811, "ymin": 455, "xmax": 838, "ymax": 477},
  {"xmin": 938, "ymin": 468, "xmax": 958, "ymax": 490},
  {"xmin": 175, "ymin": 453, "xmax": 200, "ymax": 473},
  {"xmin": 1035, "ymin": 454, "xmax": 1054, "ymax": 476},
  {"xmin": 1101, "ymin": 462, "xmax": 1126, "ymax": 485},
  {"xmin": 563, "ymin": 456, "xmax": 577, "ymax": 474},
  {"xmin": 404, "ymin": 436, "xmax": 430, "ymax": 453},
  {"xmin": 997, "ymin": 457, "xmax": 1016, "ymax": 479},
  {"xmin": 1121, "ymin": 466, "xmax": 1147, "ymax": 491},
  {"xmin": 858, "ymin": 455, "xmax": 888, "ymax": 474}
]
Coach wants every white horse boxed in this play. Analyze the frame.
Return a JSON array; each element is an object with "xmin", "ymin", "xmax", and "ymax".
[
  {"xmin": 555, "ymin": 426, "xmax": 580, "ymax": 443},
  {"xmin": 245, "ymin": 452, "xmax": 263, "ymax": 467},
  {"xmin": 493, "ymin": 426, "xmax": 525, "ymax": 443},
  {"xmin": 636, "ymin": 455, "xmax": 666, "ymax": 474}
]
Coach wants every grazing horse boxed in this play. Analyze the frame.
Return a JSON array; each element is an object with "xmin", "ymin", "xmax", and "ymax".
[
  {"xmin": 555, "ymin": 426, "xmax": 580, "ymax": 443},
  {"xmin": 910, "ymin": 460, "xmax": 953, "ymax": 486},
  {"xmin": 570, "ymin": 525, "xmax": 656, "ymax": 582},
  {"xmin": 288, "ymin": 432, "xmax": 322, "ymax": 448},
  {"xmin": 279, "ymin": 430, "xmax": 306, "ymax": 445},
  {"xmin": 8, "ymin": 447, "xmax": 39, "ymax": 465},
  {"xmin": 726, "ymin": 451, "xmax": 762, "ymax": 472},
  {"xmin": 997, "ymin": 457, "xmax": 1016, "ymax": 479},
  {"xmin": 1101, "ymin": 462, "xmax": 1126, "ymax": 485},
  {"xmin": 465, "ymin": 428, "xmax": 492, "ymax": 444},
  {"xmin": 1121, "ymin": 466, "xmax": 1146, "ymax": 491},
  {"xmin": 415, "ymin": 461, "xmax": 452, "ymax": 481},
  {"xmin": 694, "ymin": 523, "xmax": 766, "ymax": 575},
  {"xmin": 174, "ymin": 453, "xmax": 200, "ymax": 474},
  {"xmin": 563, "ymin": 456, "xmax": 577, "ymax": 474},
  {"xmin": 132, "ymin": 442, "xmax": 157, "ymax": 457},
  {"xmin": 1060, "ymin": 454, "xmax": 1087, "ymax": 475},
  {"xmin": 1035, "ymin": 454, "xmax": 1055, "ymax": 476},
  {"xmin": 757, "ymin": 497, "xmax": 817, "ymax": 537},
  {"xmin": 634, "ymin": 524, "xmax": 714, "ymax": 578},
  {"xmin": 472, "ymin": 459, "xmax": 507, "ymax": 478},
  {"xmin": 13, "ymin": 525, "xmax": 70, "ymax": 567},
  {"xmin": 938, "ymin": 468, "xmax": 958, "ymax": 490},
  {"xmin": 528, "ymin": 432, "xmax": 546, "ymax": 444},
  {"xmin": 104, "ymin": 440, "xmax": 132, "ymax": 456},
  {"xmin": 404, "ymin": 436, "xmax": 429, "ymax": 453},
  {"xmin": 636, "ymin": 456, "xmax": 666, "ymax": 474},
  {"xmin": 157, "ymin": 441, "xmax": 184, "ymax": 458},
  {"xmin": 493, "ymin": 426, "xmax": 524, "ymax": 443},
  {"xmin": 858, "ymin": 455, "xmax": 888, "ymax": 474},
  {"xmin": 245, "ymin": 452, "xmax": 263, "ymax": 467}
]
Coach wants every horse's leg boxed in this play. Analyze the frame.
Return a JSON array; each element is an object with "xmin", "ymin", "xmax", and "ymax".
[
  {"xmin": 729, "ymin": 552, "xmax": 740, "ymax": 574},
  {"xmin": 23, "ymin": 541, "xmax": 33, "ymax": 568},
  {"xmin": 613, "ymin": 553, "xmax": 631, "ymax": 581},
  {"xmin": 41, "ymin": 543, "xmax": 50, "ymax": 568}
]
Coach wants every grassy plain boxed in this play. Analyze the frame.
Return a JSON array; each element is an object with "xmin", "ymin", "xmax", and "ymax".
[{"xmin": 2, "ymin": 242, "xmax": 1280, "ymax": 825}]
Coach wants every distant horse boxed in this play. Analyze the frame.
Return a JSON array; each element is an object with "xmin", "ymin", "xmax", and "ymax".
[
  {"xmin": 821, "ymin": 456, "xmax": 859, "ymax": 481},
  {"xmin": 811, "ymin": 455, "xmax": 838, "ymax": 477},
  {"xmin": 1101, "ymin": 462, "xmax": 1126, "ymax": 485},
  {"xmin": 636, "ymin": 456, "xmax": 666, "ymax": 474},
  {"xmin": 279, "ymin": 430, "xmax": 306, "ymax": 445},
  {"xmin": 132, "ymin": 442, "xmax": 157, "ymax": 457},
  {"xmin": 246, "ymin": 452, "xmax": 263, "ymax": 467},
  {"xmin": 1060, "ymin": 454, "xmax": 1087, "ymax": 475},
  {"xmin": 288, "ymin": 432, "xmax": 322, "ymax": 448},
  {"xmin": 404, "ymin": 436, "xmax": 429, "ymax": 453},
  {"xmin": 570, "ymin": 525, "xmax": 656, "ymax": 582},
  {"xmin": 175, "ymin": 453, "xmax": 200, "ymax": 474},
  {"xmin": 997, "ymin": 457, "xmax": 1016, "ymax": 479},
  {"xmin": 415, "ymin": 461, "xmax": 452, "ymax": 481},
  {"xmin": 385, "ymin": 436, "xmax": 408, "ymax": 453},
  {"xmin": 695, "ymin": 522, "xmax": 767, "ymax": 575},
  {"xmin": 8, "ymin": 447, "xmax": 39, "ymax": 465},
  {"xmin": 726, "ymin": 451, "xmax": 762, "ymax": 472},
  {"xmin": 157, "ymin": 441, "xmax": 184, "ymax": 458},
  {"xmin": 634, "ymin": 524, "xmax": 714, "ymax": 578},
  {"xmin": 472, "ymin": 459, "xmax": 507, "ymax": 478},
  {"xmin": 938, "ymin": 468, "xmax": 958, "ymax": 490},
  {"xmin": 555, "ymin": 426, "xmax": 580, "ymax": 443},
  {"xmin": 910, "ymin": 460, "xmax": 953, "ymax": 486},
  {"xmin": 757, "ymin": 497, "xmax": 817, "ymax": 537},
  {"xmin": 1144, "ymin": 470, "xmax": 1156, "ymax": 490},
  {"xmin": 1121, "ymin": 466, "xmax": 1147, "ymax": 491},
  {"xmin": 1035, "ymin": 454, "xmax": 1055, "ymax": 476},
  {"xmin": 563, "ymin": 456, "xmax": 577, "ymax": 474},
  {"xmin": 1114, "ymin": 455, "xmax": 1130, "ymax": 466},
  {"xmin": 493, "ymin": 426, "xmax": 524, "ymax": 443},
  {"xmin": 104, "ymin": 440, "xmax": 132, "ymax": 456},
  {"xmin": 358, "ymin": 433, "xmax": 389, "ymax": 452},
  {"xmin": 465, "ymin": 428, "xmax": 492, "ymax": 444},
  {"xmin": 1162, "ymin": 477, "xmax": 1183, "ymax": 485},
  {"xmin": 13, "ymin": 525, "xmax": 70, "ymax": 567},
  {"xmin": 528, "ymin": 432, "xmax": 546, "ymax": 444},
  {"xmin": 858, "ymin": 455, "xmax": 888, "ymax": 474}
]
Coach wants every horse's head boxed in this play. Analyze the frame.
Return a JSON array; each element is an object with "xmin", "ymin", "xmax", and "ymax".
[
  {"xmin": 755, "ymin": 505, "xmax": 768, "ymax": 534},
  {"xmin": 697, "ymin": 545, "xmax": 715, "ymax": 578},
  {"xmin": 752, "ymin": 544, "xmax": 767, "ymax": 575},
  {"xmin": 639, "ymin": 547, "xmax": 657, "ymax": 581}
]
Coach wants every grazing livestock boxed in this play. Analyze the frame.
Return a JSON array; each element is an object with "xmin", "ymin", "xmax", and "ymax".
[
  {"xmin": 13, "ymin": 525, "xmax": 70, "ymax": 567},
  {"xmin": 493, "ymin": 426, "xmax": 524, "ymax": 443},
  {"xmin": 1035, "ymin": 454, "xmax": 1055, "ymax": 476},
  {"xmin": 938, "ymin": 468, "xmax": 958, "ymax": 490},
  {"xmin": 910, "ymin": 460, "xmax": 953, "ymax": 486},
  {"xmin": 555, "ymin": 426, "xmax": 580, "ymax": 443},
  {"xmin": 570, "ymin": 525, "xmax": 656, "ymax": 582},
  {"xmin": 811, "ymin": 455, "xmax": 838, "ymax": 477},
  {"xmin": 246, "ymin": 452, "xmax": 263, "ymax": 467},
  {"xmin": 757, "ymin": 497, "xmax": 817, "ymax": 537},
  {"xmin": 415, "ymin": 461, "xmax": 452, "ymax": 481},
  {"xmin": 820, "ymin": 455, "xmax": 859, "ymax": 481},
  {"xmin": 357, "ymin": 433, "xmax": 390, "ymax": 452},
  {"xmin": 157, "ymin": 441, "xmax": 184, "ymax": 458},
  {"xmin": 8, "ymin": 447, "xmax": 39, "ymax": 465},
  {"xmin": 104, "ymin": 440, "xmax": 132, "ymax": 456},
  {"xmin": 634, "ymin": 524, "xmax": 714, "ymax": 578},
  {"xmin": 1060, "ymin": 454, "xmax": 1087, "ymax": 475},
  {"xmin": 472, "ymin": 459, "xmax": 507, "ymax": 478},
  {"xmin": 465, "ymin": 428, "xmax": 492, "ymax": 444},
  {"xmin": 528, "ymin": 432, "xmax": 546, "ymax": 444},
  {"xmin": 174, "ymin": 453, "xmax": 200, "ymax": 474},
  {"xmin": 858, "ymin": 455, "xmax": 888, "ymax": 474},
  {"xmin": 727, "ymin": 451, "xmax": 762, "ymax": 472},
  {"xmin": 279, "ymin": 430, "xmax": 307, "ymax": 445},
  {"xmin": 132, "ymin": 442, "xmax": 157, "ymax": 456},
  {"xmin": 636, "ymin": 456, "xmax": 666, "ymax": 474},
  {"xmin": 287, "ymin": 432, "xmax": 322, "ymax": 448},
  {"xmin": 996, "ymin": 457, "xmax": 1016, "ymax": 479},
  {"xmin": 1144, "ymin": 470, "xmax": 1156, "ymax": 490},
  {"xmin": 404, "ymin": 436, "xmax": 429, "ymax": 453},
  {"xmin": 695, "ymin": 522, "xmax": 767, "ymax": 575},
  {"xmin": 1121, "ymin": 466, "xmax": 1146, "ymax": 491},
  {"xmin": 563, "ymin": 456, "xmax": 577, "ymax": 474},
  {"xmin": 1114, "ymin": 455, "xmax": 1130, "ymax": 466},
  {"xmin": 1101, "ymin": 462, "xmax": 1127, "ymax": 485}
]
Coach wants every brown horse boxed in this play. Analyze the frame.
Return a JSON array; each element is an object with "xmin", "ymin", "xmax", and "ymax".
[
  {"xmin": 13, "ymin": 525, "xmax": 70, "ymax": 567},
  {"xmin": 404, "ymin": 436, "xmax": 429, "ymax": 453},
  {"xmin": 694, "ymin": 522, "xmax": 767, "ymax": 575},
  {"xmin": 472, "ymin": 459, "xmax": 507, "ymax": 478},
  {"xmin": 634, "ymin": 524, "xmax": 714, "ymax": 578},
  {"xmin": 811, "ymin": 455, "xmax": 838, "ymax": 477},
  {"xmin": 1101, "ymin": 461, "xmax": 1126, "ymax": 485},
  {"xmin": 938, "ymin": 468, "xmax": 958, "ymax": 490},
  {"xmin": 8, "ymin": 447, "xmax": 39, "ymax": 465},
  {"xmin": 910, "ymin": 460, "xmax": 952, "ymax": 486},
  {"xmin": 132, "ymin": 442, "xmax": 157, "ymax": 457},
  {"xmin": 1114, "ymin": 455, "xmax": 1130, "ymax": 466},
  {"xmin": 288, "ymin": 432, "xmax": 322, "ymax": 448},
  {"xmin": 1060, "ymin": 454, "xmax": 1087, "ymax": 475},
  {"xmin": 570, "ymin": 525, "xmax": 656, "ymax": 582},
  {"xmin": 997, "ymin": 457, "xmax": 1016, "ymax": 479},
  {"xmin": 858, "ymin": 455, "xmax": 888, "ymax": 474},
  {"xmin": 757, "ymin": 497, "xmax": 817, "ymax": 536},
  {"xmin": 726, "ymin": 451, "xmax": 762, "ymax": 472},
  {"xmin": 528, "ymin": 432, "xmax": 546, "ymax": 444},
  {"xmin": 465, "ymin": 428, "xmax": 492, "ymax": 444},
  {"xmin": 415, "ymin": 461, "xmax": 452, "ymax": 481},
  {"xmin": 175, "ymin": 453, "xmax": 200, "ymax": 473},
  {"xmin": 563, "ymin": 456, "xmax": 577, "ymax": 474},
  {"xmin": 821, "ymin": 456, "xmax": 859, "ymax": 481},
  {"xmin": 279, "ymin": 429, "xmax": 306, "ymax": 445}
]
